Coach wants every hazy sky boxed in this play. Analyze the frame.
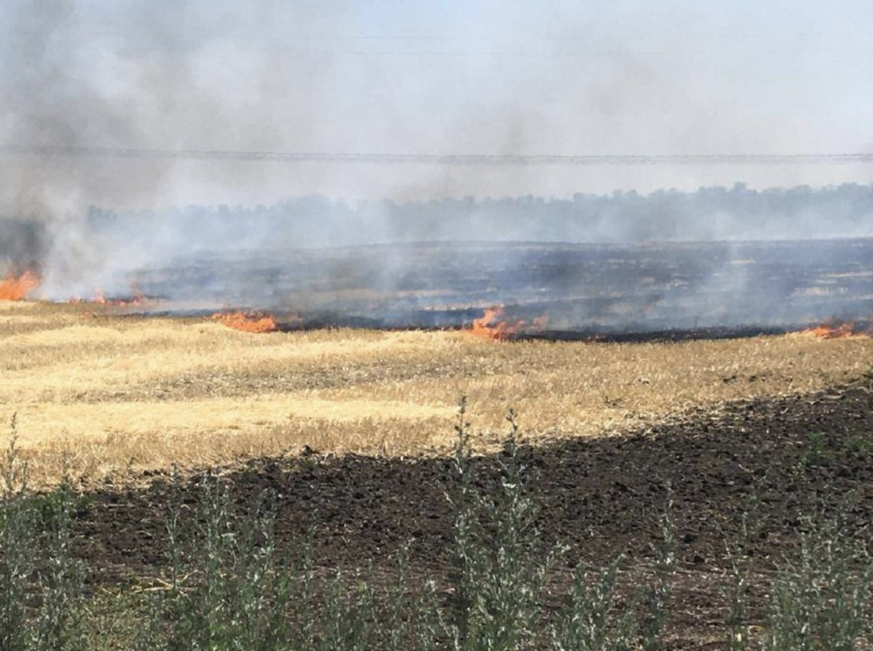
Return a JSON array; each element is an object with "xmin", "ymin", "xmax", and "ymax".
[{"xmin": 1, "ymin": 0, "xmax": 872, "ymax": 209}]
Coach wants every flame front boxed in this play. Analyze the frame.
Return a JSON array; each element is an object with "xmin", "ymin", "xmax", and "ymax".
[
  {"xmin": 213, "ymin": 311, "xmax": 279, "ymax": 334},
  {"xmin": 68, "ymin": 285, "xmax": 149, "ymax": 306},
  {"xmin": 797, "ymin": 321, "xmax": 870, "ymax": 339},
  {"xmin": 0, "ymin": 271, "xmax": 40, "ymax": 301},
  {"xmin": 92, "ymin": 285, "xmax": 147, "ymax": 306},
  {"xmin": 470, "ymin": 307, "xmax": 549, "ymax": 341}
]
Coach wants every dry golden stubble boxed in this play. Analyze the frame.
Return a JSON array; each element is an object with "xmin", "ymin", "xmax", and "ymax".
[{"xmin": 1, "ymin": 301, "xmax": 870, "ymax": 487}]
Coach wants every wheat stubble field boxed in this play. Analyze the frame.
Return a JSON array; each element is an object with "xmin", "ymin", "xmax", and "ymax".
[{"xmin": 2, "ymin": 298, "xmax": 870, "ymax": 486}]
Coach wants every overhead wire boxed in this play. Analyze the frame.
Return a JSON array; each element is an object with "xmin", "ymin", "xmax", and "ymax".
[{"xmin": 0, "ymin": 146, "xmax": 871, "ymax": 166}]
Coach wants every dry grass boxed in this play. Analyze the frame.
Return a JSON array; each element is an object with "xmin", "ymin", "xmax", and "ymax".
[{"xmin": 1, "ymin": 299, "xmax": 871, "ymax": 486}]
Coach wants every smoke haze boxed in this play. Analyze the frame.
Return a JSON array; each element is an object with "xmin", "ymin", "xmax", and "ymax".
[
  {"xmin": 1, "ymin": 0, "xmax": 872, "ymax": 326},
  {"xmin": 18, "ymin": 184, "xmax": 873, "ymax": 308},
  {"xmin": 3, "ymin": 0, "xmax": 872, "ymax": 209}
]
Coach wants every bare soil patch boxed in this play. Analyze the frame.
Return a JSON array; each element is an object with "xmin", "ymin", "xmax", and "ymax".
[{"xmin": 71, "ymin": 381, "xmax": 873, "ymax": 648}]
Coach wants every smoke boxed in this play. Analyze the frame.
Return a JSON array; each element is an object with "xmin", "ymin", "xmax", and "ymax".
[
  {"xmin": 0, "ymin": 0, "xmax": 871, "ymax": 325},
  {"xmin": 0, "ymin": 0, "xmax": 160, "ymax": 276},
  {"xmin": 1, "ymin": 1, "xmax": 152, "ymax": 211},
  {"xmin": 3, "ymin": 1, "xmax": 871, "ymax": 207}
]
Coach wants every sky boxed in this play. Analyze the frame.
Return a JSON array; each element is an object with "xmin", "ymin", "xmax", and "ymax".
[{"xmin": 1, "ymin": 0, "xmax": 872, "ymax": 211}]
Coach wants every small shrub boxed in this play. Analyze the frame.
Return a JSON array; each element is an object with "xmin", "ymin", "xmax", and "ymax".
[
  {"xmin": 842, "ymin": 434, "xmax": 873, "ymax": 458},
  {"xmin": 157, "ymin": 472, "xmax": 439, "ymax": 651},
  {"xmin": 763, "ymin": 512, "xmax": 873, "ymax": 651},
  {"xmin": 722, "ymin": 507, "xmax": 760, "ymax": 651},
  {"xmin": 801, "ymin": 431, "xmax": 836, "ymax": 469},
  {"xmin": 446, "ymin": 400, "xmax": 564, "ymax": 650},
  {"xmin": 0, "ymin": 416, "xmax": 85, "ymax": 651},
  {"xmin": 0, "ymin": 418, "xmax": 34, "ymax": 651},
  {"xmin": 160, "ymin": 474, "xmax": 293, "ymax": 651},
  {"xmin": 637, "ymin": 485, "xmax": 676, "ymax": 651},
  {"xmin": 550, "ymin": 557, "xmax": 637, "ymax": 651}
]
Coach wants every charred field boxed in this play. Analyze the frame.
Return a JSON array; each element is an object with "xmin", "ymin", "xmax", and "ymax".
[
  {"xmin": 129, "ymin": 237, "xmax": 873, "ymax": 336},
  {"xmin": 2, "ymin": 238, "xmax": 873, "ymax": 648}
]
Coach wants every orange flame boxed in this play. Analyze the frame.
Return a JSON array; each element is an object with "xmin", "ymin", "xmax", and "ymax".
[
  {"xmin": 470, "ymin": 307, "xmax": 549, "ymax": 341},
  {"xmin": 213, "ymin": 311, "xmax": 279, "ymax": 334},
  {"xmin": 68, "ymin": 285, "xmax": 149, "ymax": 306},
  {"xmin": 0, "ymin": 271, "xmax": 40, "ymax": 301},
  {"xmin": 797, "ymin": 321, "xmax": 870, "ymax": 339}
]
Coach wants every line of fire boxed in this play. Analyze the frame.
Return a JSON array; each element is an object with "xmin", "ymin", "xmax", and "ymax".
[{"xmin": 2, "ymin": 238, "xmax": 872, "ymax": 342}]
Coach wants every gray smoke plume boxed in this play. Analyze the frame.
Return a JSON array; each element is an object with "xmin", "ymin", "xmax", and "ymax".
[
  {"xmin": 0, "ymin": 0, "xmax": 155, "ymax": 278},
  {"xmin": 0, "ymin": 0, "xmax": 871, "ymax": 325}
]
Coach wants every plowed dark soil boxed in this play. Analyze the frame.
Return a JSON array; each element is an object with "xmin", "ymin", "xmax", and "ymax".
[{"xmin": 71, "ymin": 380, "xmax": 873, "ymax": 648}]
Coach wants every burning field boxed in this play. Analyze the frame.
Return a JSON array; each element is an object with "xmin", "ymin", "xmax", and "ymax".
[
  {"xmin": 4, "ymin": 0, "xmax": 873, "ymax": 642},
  {"xmin": 8, "ymin": 237, "xmax": 873, "ymax": 335},
  {"xmin": 3, "ymin": 236, "xmax": 873, "ymax": 487},
  {"xmin": 3, "ymin": 240, "xmax": 873, "ymax": 648}
]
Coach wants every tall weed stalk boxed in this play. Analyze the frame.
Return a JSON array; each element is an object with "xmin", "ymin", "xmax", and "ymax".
[
  {"xmin": 163, "ymin": 474, "xmax": 292, "ymax": 651},
  {"xmin": 763, "ymin": 511, "xmax": 872, "ymax": 651},
  {"xmin": 0, "ymin": 416, "xmax": 85, "ymax": 651},
  {"xmin": 550, "ymin": 557, "xmax": 637, "ymax": 651},
  {"xmin": 447, "ymin": 400, "xmax": 563, "ymax": 650}
]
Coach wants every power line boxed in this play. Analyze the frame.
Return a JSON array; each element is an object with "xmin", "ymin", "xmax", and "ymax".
[{"xmin": 1, "ymin": 145, "xmax": 872, "ymax": 166}]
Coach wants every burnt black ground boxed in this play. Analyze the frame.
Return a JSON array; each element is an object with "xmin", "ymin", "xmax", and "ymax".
[
  {"xmin": 133, "ymin": 238, "xmax": 873, "ymax": 334},
  {"xmin": 71, "ymin": 379, "xmax": 873, "ymax": 648}
]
